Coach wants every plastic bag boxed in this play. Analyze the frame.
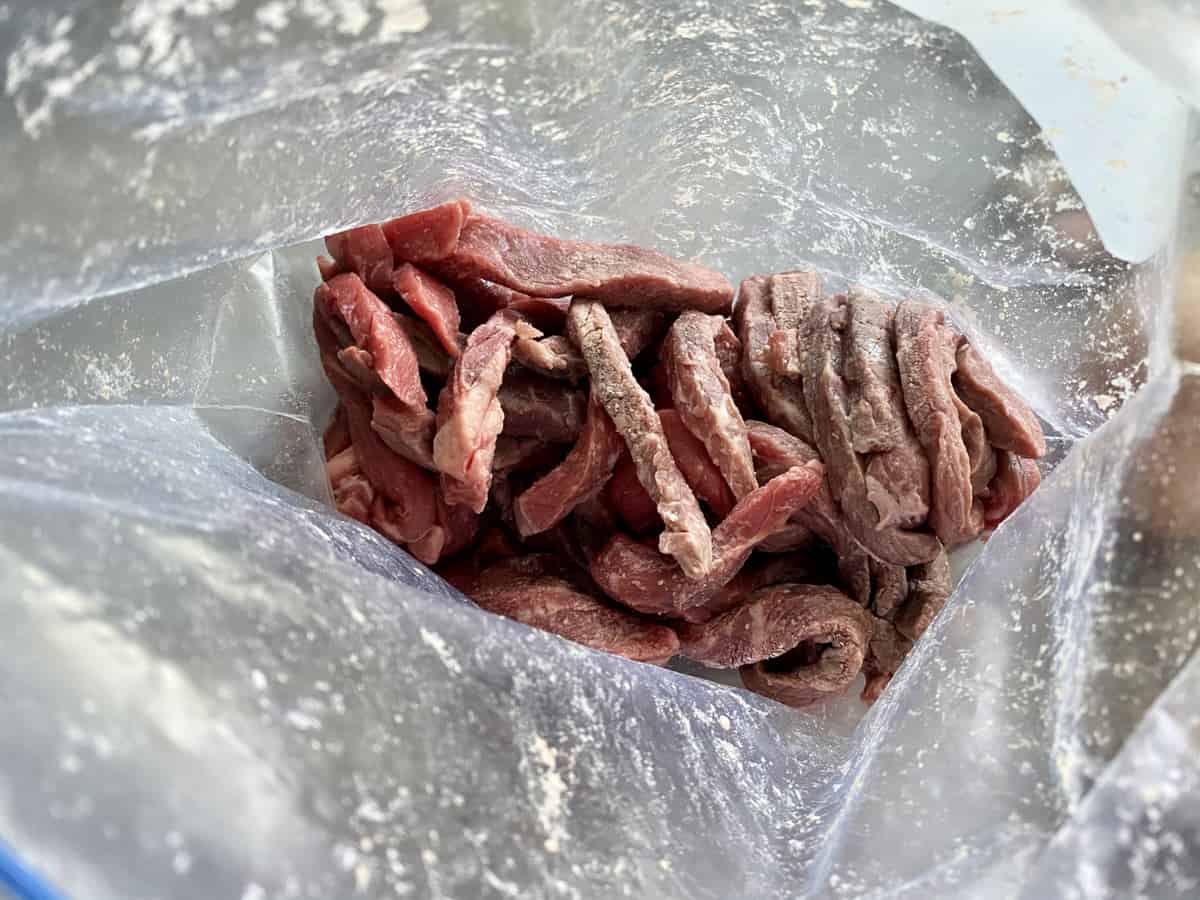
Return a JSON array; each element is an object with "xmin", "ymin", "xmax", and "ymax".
[{"xmin": 1, "ymin": 1, "xmax": 1197, "ymax": 897}]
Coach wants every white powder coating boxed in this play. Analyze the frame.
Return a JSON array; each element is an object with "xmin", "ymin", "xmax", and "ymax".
[
  {"xmin": 528, "ymin": 735, "xmax": 568, "ymax": 854},
  {"xmin": 419, "ymin": 628, "xmax": 462, "ymax": 675}
]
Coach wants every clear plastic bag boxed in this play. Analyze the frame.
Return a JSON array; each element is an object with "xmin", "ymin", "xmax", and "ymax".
[{"xmin": 1, "ymin": 1, "xmax": 1197, "ymax": 897}]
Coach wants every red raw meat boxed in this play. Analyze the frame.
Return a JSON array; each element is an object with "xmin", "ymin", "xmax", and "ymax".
[
  {"xmin": 513, "ymin": 335, "xmax": 589, "ymax": 382},
  {"xmin": 371, "ymin": 394, "xmax": 437, "ymax": 471},
  {"xmin": 381, "ymin": 199, "xmax": 470, "ymax": 262},
  {"xmin": 605, "ymin": 452, "xmax": 661, "ymax": 534},
  {"xmin": 394, "ymin": 313, "xmax": 457, "ymax": 378},
  {"xmin": 315, "ymin": 273, "xmax": 426, "ymax": 409},
  {"xmin": 506, "ymin": 296, "xmax": 571, "ymax": 333},
  {"xmin": 324, "ymin": 224, "xmax": 394, "ymax": 295},
  {"xmin": 659, "ymin": 409, "xmax": 736, "ymax": 518},
  {"xmin": 569, "ymin": 299, "xmax": 714, "ymax": 579},
  {"xmin": 325, "ymin": 446, "xmax": 374, "ymax": 523},
  {"xmin": 591, "ymin": 462, "xmax": 823, "ymax": 616},
  {"xmin": 663, "ymin": 311, "xmax": 758, "ymax": 500},
  {"xmin": 393, "ymin": 264, "xmax": 462, "ymax": 358},
  {"xmin": 405, "ymin": 491, "xmax": 482, "ymax": 565},
  {"xmin": 498, "ymin": 370, "xmax": 587, "ymax": 444},
  {"xmin": 982, "ymin": 450, "xmax": 1042, "ymax": 529},
  {"xmin": 429, "ymin": 214, "xmax": 733, "ymax": 313},
  {"xmin": 513, "ymin": 395, "xmax": 625, "ymax": 537},
  {"xmin": 954, "ymin": 341, "xmax": 1046, "ymax": 459}
]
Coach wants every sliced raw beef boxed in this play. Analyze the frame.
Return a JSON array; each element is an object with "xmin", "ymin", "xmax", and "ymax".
[
  {"xmin": 513, "ymin": 396, "xmax": 625, "ymax": 537},
  {"xmin": 738, "ymin": 588, "xmax": 872, "ymax": 708},
  {"xmin": 569, "ymin": 299, "xmax": 713, "ymax": 579},
  {"xmin": 433, "ymin": 309, "xmax": 527, "ymax": 513},
  {"xmin": 381, "ymin": 199, "xmax": 470, "ymax": 262},
  {"xmin": 493, "ymin": 436, "xmax": 564, "ymax": 473},
  {"xmin": 767, "ymin": 329, "xmax": 802, "ymax": 378},
  {"xmin": 371, "ymin": 394, "xmax": 437, "ymax": 470},
  {"xmin": 770, "ymin": 268, "xmax": 820, "ymax": 331},
  {"xmin": 679, "ymin": 582, "xmax": 864, "ymax": 669},
  {"xmin": 468, "ymin": 558, "xmax": 680, "ymax": 664},
  {"xmin": 428, "ymin": 214, "xmax": 733, "ymax": 313},
  {"xmin": 393, "ymin": 264, "xmax": 462, "ymax": 358},
  {"xmin": 315, "ymin": 273, "xmax": 426, "ymax": 409},
  {"xmin": 506, "ymin": 296, "xmax": 572, "ymax": 333},
  {"xmin": 952, "ymin": 389, "xmax": 997, "ymax": 495},
  {"xmin": 324, "ymin": 224, "xmax": 394, "ymax": 295},
  {"xmin": 804, "ymin": 295, "xmax": 939, "ymax": 565},
  {"xmin": 713, "ymin": 321, "xmax": 750, "ymax": 411},
  {"xmin": 663, "ymin": 311, "xmax": 759, "ymax": 500},
  {"xmin": 317, "ymin": 255, "xmax": 340, "ymax": 281},
  {"xmin": 498, "ymin": 370, "xmax": 587, "ymax": 443},
  {"xmin": 325, "ymin": 447, "xmax": 374, "ymax": 523},
  {"xmin": 513, "ymin": 335, "xmax": 589, "ymax": 382},
  {"xmin": 610, "ymin": 308, "xmax": 669, "ymax": 358},
  {"xmin": 756, "ymin": 523, "xmax": 816, "ymax": 554},
  {"xmin": 659, "ymin": 409, "xmax": 736, "ymax": 519},
  {"xmin": 605, "ymin": 452, "xmax": 661, "ymax": 534},
  {"xmin": 894, "ymin": 300, "xmax": 983, "ymax": 546},
  {"xmin": 895, "ymin": 542, "xmax": 952, "ymax": 642},
  {"xmin": 982, "ymin": 451, "xmax": 1042, "ymax": 529},
  {"xmin": 868, "ymin": 558, "xmax": 908, "ymax": 619},
  {"xmin": 861, "ymin": 617, "xmax": 913, "ymax": 704},
  {"xmin": 954, "ymin": 341, "xmax": 1047, "ymax": 459},
  {"xmin": 591, "ymin": 463, "xmax": 823, "ymax": 616},
  {"xmin": 395, "ymin": 314, "xmax": 456, "ymax": 377},
  {"xmin": 735, "ymin": 275, "xmax": 814, "ymax": 443},
  {"xmin": 677, "ymin": 554, "xmax": 827, "ymax": 625},
  {"xmin": 405, "ymin": 491, "xmax": 482, "ymax": 565}
]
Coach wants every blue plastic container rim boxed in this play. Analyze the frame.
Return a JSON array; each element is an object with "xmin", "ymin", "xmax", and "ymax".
[{"xmin": 0, "ymin": 838, "xmax": 65, "ymax": 900}]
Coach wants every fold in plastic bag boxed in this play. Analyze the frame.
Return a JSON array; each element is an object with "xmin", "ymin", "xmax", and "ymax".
[{"xmin": 1, "ymin": 0, "xmax": 1197, "ymax": 897}]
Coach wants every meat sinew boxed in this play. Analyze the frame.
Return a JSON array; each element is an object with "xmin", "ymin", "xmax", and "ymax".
[{"xmin": 314, "ymin": 202, "xmax": 1046, "ymax": 705}]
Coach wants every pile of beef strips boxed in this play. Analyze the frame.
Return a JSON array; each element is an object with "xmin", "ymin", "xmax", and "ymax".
[{"xmin": 316, "ymin": 199, "xmax": 1045, "ymax": 707}]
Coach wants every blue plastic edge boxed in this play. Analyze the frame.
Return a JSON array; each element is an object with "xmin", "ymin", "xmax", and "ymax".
[{"xmin": 0, "ymin": 839, "xmax": 65, "ymax": 900}]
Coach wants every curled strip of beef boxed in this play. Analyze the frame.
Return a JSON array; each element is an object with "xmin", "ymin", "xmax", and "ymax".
[
  {"xmin": 498, "ymin": 370, "xmax": 587, "ymax": 444},
  {"xmin": 568, "ymin": 299, "xmax": 713, "ymax": 579},
  {"xmin": 393, "ymin": 264, "xmax": 462, "ymax": 358},
  {"xmin": 868, "ymin": 558, "xmax": 908, "ymax": 619},
  {"xmin": 513, "ymin": 395, "xmax": 625, "ymax": 537},
  {"xmin": 323, "ymin": 404, "xmax": 351, "ymax": 459},
  {"xmin": 894, "ymin": 300, "xmax": 983, "ymax": 546},
  {"xmin": 982, "ymin": 450, "xmax": 1042, "ymax": 529},
  {"xmin": 591, "ymin": 463, "xmax": 824, "ymax": 616},
  {"xmin": 605, "ymin": 452, "xmax": 662, "ymax": 534},
  {"xmin": 371, "ymin": 394, "xmax": 437, "ymax": 471},
  {"xmin": 663, "ymin": 311, "xmax": 759, "ymax": 500},
  {"xmin": 324, "ymin": 224, "xmax": 394, "ymax": 295},
  {"xmin": 381, "ymin": 199, "xmax": 470, "ymax": 262},
  {"xmin": 433, "ymin": 309, "xmax": 528, "ymax": 513},
  {"xmin": 738, "ymin": 588, "xmax": 872, "ymax": 708},
  {"xmin": 679, "ymin": 553, "xmax": 828, "ymax": 624},
  {"xmin": 953, "ymin": 389, "xmax": 997, "ymax": 495},
  {"xmin": 804, "ymin": 295, "xmax": 940, "ymax": 565},
  {"xmin": 679, "ymin": 582, "xmax": 865, "ymax": 669},
  {"xmin": 861, "ymin": 617, "xmax": 913, "ymax": 704},
  {"xmin": 513, "ymin": 335, "xmax": 589, "ymax": 382},
  {"xmin": 467, "ymin": 558, "xmax": 680, "ymax": 664},
  {"xmin": 315, "ymin": 273, "xmax": 426, "ymax": 409},
  {"xmin": 659, "ymin": 409, "xmax": 736, "ymax": 519},
  {"xmin": 735, "ymin": 275, "xmax": 814, "ymax": 443},
  {"xmin": 895, "ymin": 542, "xmax": 952, "ymax": 642},
  {"xmin": 326, "ymin": 447, "xmax": 374, "ymax": 523},
  {"xmin": 842, "ymin": 289, "xmax": 932, "ymax": 531},
  {"xmin": 395, "ymin": 314, "xmax": 456, "ymax": 378},
  {"xmin": 425, "ymin": 214, "xmax": 734, "ymax": 313},
  {"xmin": 954, "ymin": 341, "xmax": 1047, "ymax": 459}
]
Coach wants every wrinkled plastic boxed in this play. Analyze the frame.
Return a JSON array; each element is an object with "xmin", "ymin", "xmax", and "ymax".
[{"xmin": 1, "ymin": 1, "xmax": 1198, "ymax": 898}]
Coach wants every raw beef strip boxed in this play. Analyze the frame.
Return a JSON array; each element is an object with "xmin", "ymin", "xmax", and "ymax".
[
  {"xmin": 842, "ymin": 289, "xmax": 933, "ymax": 531},
  {"xmin": 393, "ymin": 264, "xmax": 462, "ymax": 358},
  {"xmin": 315, "ymin": 273, "xmax": 426, "ymax": 409},
  {"xmin": 317, "ymin": 255, "xmax": 340, "ymax": 281},
  {"xmin": 323, "ymin": 404, "xmax": 351, "ymax": 459},
  {"xmin": 756, "ymin": 523, "xmax": 816, "ymax": 554},
  {"xmin": 569, "ymin": 496, "xmax": 621, "ymax": 566},
  {"xmin": 513, "ymin": 335, "xmax": 589, "ymax": 382},
  {"xmin": 429, "ymin": 214, "xmax": 734, "ymax": 313},
  {"xmin": 335, "ymin": 345, "xmax": 385, "ymax": 394},
  {"xmin": 767, "ymin": 329, "xmax": 802, "ymax": 378},
  {"xmin": 895, "ymin": 542, "xmax": 952, "ymax": 642},
  {"xmin": 434, "ymin": 276, "xmax": 521, "ymax": 329},
  {"xmin": 659, "ymin": 409, "xmax": 736, "ymax": 519},
  {"xmin": 405, "ymin": 491, "xmax": 482, "ymax": 565},
  {"xmin": 610, "ymin": 308, "xmax": 669, "ymax": 358},
  {"xmin": 678, "ymin": 554, "xmax": 827, "ymax": 624},
  {"xmin": 954, "ymin": 341, "xmax": 1046, "ymax": 458},
  {"xmin": 506, "ymin": 296, "xmax": 572, "ymax": 333},
  {"xmin": 861, "ymin": 617, "xmax": 913, "ymax": 704},
  {"xmin": 679, "ymin": 583, "xmax": 864, "ymax": 669},
  {"xmin": 663, "ymin": 311, "xmax": 759, "ymax": 500},
  {"xmin": 894, "ymin": 300, "xmax": 983, "ymax": 546},
  {"xmin": 770, "ymin": 268, "xmax": 820, "ymax": 331},
  {"xmin": 498, "ymin": 370, "xmax": 587, "ymax": 443},
  {"xmin": 468, "ymin": 558, "xmax": 680, "ymax": 664},
  {"xmin": 371, "ymin": 394, "xmax": 437, "ymax": 471},
  {"xmin": 804, "ymin": 295, "xmax": 940, "ymax": 565},
  {"xmin": 513, "ymin": 395, "xmax": 625, "ymax": 537},
  {"xmin": 738, "ymin": 588, "xmax": 872, "ymax": 708},
  {"xmin": 395, "ymin": 314, "xmax": 456, "ymax": 378},
  {"xmin": 869, "ymin": 558, "xmax": 908, "ymax": 619},
  {"xmin": 605, "ymin": 452, "xmax": 661, "ymax": 534},
  {"xmin": 713, "ymin": 321, "xmax": 751, "ymax": 411},
  {"xmin": 493, "ymin": 436, "xmax": 564, "ymax": 473},
  {"xmin": 952, "ymin": 389, "xmax": 996, "ymax": 495},
  {"xmin": 591, "ymin": 463, "xmax": 824, "ymax": 616},
  {"xmin": 982, "ymin": 451, "xmax": 1041, "ymax": 529},
  {"xmin": 325, "ymin": 224, "xmax": 394, "ymax": 295},
  {"xmin": 326, "ymin": 447, "xmax": 374, "ymax": 523},
  {"xmin": 569, "ymin": 299, "xmax": 713, "ymax": 579},
  {"xmin": 735, "ymin": 275, "xmax": 814, "ymax": 443},
  {"xmin": 381, "ymin": 199, "xmax": 470, "ymax": 262},
  {"xmin": 433, "ymin": 309, "xmax": 526, "ymax": 513}
]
